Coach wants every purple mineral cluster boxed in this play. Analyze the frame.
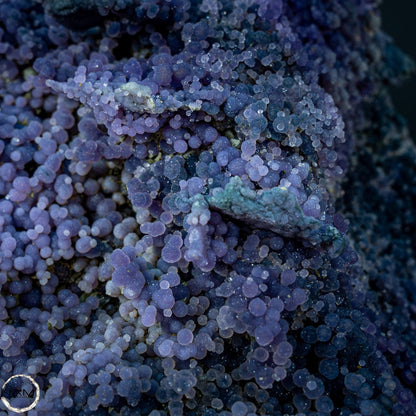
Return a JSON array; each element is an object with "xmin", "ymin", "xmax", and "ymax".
[{"xmin": 0, "ymin": 0, "xmax": 415, "ymax": 415}]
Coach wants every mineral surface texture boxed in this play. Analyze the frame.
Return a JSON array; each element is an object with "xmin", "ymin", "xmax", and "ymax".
[{"xmin": 0, "ymin": 0, "xmax": 415, "ymax": 415}]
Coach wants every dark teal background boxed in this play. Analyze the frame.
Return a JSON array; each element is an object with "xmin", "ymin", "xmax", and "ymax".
[{"xmin": 381, "ymin": 1, "xmax": 416, "ymax": 136}]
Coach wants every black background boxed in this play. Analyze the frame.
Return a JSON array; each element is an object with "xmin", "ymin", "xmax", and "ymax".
[{"xmin": 381, "ymin": 1, "xmax": 416, "ymax": 137}]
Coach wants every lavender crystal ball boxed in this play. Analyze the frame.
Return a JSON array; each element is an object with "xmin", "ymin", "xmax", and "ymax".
[{"xmin": 0, "ymin": 0, "xmax": 415, "ymax": 415}]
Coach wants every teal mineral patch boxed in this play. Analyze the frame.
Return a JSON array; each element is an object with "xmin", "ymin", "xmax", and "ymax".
[{"xmin": 208, "ymin": 176, "xmax": 345, "ymax": 256}]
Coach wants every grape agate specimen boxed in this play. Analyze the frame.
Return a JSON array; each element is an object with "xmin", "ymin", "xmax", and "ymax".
[{"xmin": 0, "ymin": 0, "xmax": 415, "ymax": 415}]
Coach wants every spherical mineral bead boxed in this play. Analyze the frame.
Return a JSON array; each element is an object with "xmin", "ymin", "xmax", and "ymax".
[
  {"xmin": 0, "ymin": 163, "xmax": 16, "ymax": 182},
  {"xmin": 52, "ymin": 110, "xmax": 75, "ymax": 129},
  {"xmin": 199, "ymin": 126, "xmax": 218, "ymax": 144},
  {"xmin": 303, "ymin": 195, "xmax": 321, "ymax": 218},
  {"xmin": 96, "ymin": 384, "xmax": 114, "ymax": 406},
  {"xmin": 241, "ymin": 140, "xmax": 256, "ymax": 160},
  {"xmin": 141, "ymin": 305, "xmax": 157, "ymax": 327},
  {"xmin": 293, "ymin": 369, "xmax": 310, "ymax": 387},
  {"xmin": 177, "ymin": 328, "xmax": 194, "ymax": 346},
  {"xmin": 360, "ymin": 399, "xmax": 378, "ymax": 416},
  {"xmin": 157, "ymin": 339, "xmax": 174, "ymax": 357},
  {"xmin": 62, "ymin": 360, "xmax": 76, "ymax": 376},
  {"xmin": 248, "ymin": 298, "xmax": 267, "ymax": 317},
  {"xmin": 75, "ymin": 236, "xmax": 97, "ymax": 254},
  {"xmin": 276, "ymin": 341, "xmax": 293, "ymax": 359},
  {"xmin": 324, "ymin": 313, "xmax": 339, "ymax": 328},
  {"xmin": 332, "ymin": 333, "xmax": 347, "ymax": 350},
  {"xmin": 91, "ymin": 218, "xmax": 113, "ymax": 237},
  {"xmin": 231, "ymin": 401, "xmax": 248, "ymax": 416},
  {"xmin": 58, "ymin": 290, "xmax": 79, "ymax": 308},
  {"xmin": 74, "ymin": 364, "xmax": 88, "ymax": 380},
  {"xmin": 216, "ymin": 373, "xmax": 232, "ymax": 389},
  {"xmin": 173, "ymin": 139, "xmax": 188, "ymax": 153},
  {"xmin": 242, "ymin": 278, "xmax": 259, "ymax": 298},
  {"xmin": 131, "ymin": 191, "xmax": 153, "ymax": 208},
  {"xmin": 124, "ymin": 275, "xmax": 145, "ymax": 300},
  {"xmin": 254, "ymin": 325, "xmax": 274, "ymax": 347},
  {"xmin": 153, "ymin": 288, "xmax": 175, "ymax": 309},
  {"xmin": 164, "ymin": 271, "xmax": 180, "ymax": 287},
  {"xmin": 316, "ymin": 396, "xmax": 334, "ymax": 413},
  {"xmin": 98, "ymin": 371, "xmax": 111, "ymax": 385},
  {"xmin": 187, "ymin": 177, "xmax": 205, "ymax": 196},
  {"xmin": 164, "ymin": 158, "xmax": 182, "ymax": 180},
  {"xmin": 161, "ymin": 234, "xmax": 183, "ymax": 263},
  {"xmin": 140, "ymin": 221, "xmax": 166, "ymax": 237},
  {"xmin": 188, "ymin": 135, "xmax": 202, "ymax": 149},
  {"xmin": 344, "ymin": 372, "xmax": 365, "ymax": 392},
  {"xmin": 319, "ymin": 358, "xmax": 339, "ymax": 380},
  {"xmin": 280, "ymin": 269, "xmax": 296, "ymax": 286},
  {"xmin": 114, "ymin": 217, "xmax": 137, "ymax": 239},
  {"xmin": 173, "ymin": 301, "xmax": 188, "ymax": 318},
  {"xmin": 83, "ymin": 179, "xmax": 100, "ymax": 196},
  {"xmin": 110, "ymin": 249, "xmax": 130, "ymax": 268},
  {"xmin": 301, "ymin": 326, "xmax": 317, "ymax": 343},
  {"xmin": 292, "ymin": 288, "xmax": 307, "ymax": 306},
  {"xmin": 253, "ymin": 347, "xmax": 269, "ymax": 362},
  {"xmin": 62, "ymin": 396, "xmax": 73, "ymax": 408},
  {"xmin": 316, "ymin": 325, "xmax": 332, "ymax": 342},
  {"xmin": 292, "ymin": 394, "xmax": 311, "ymax": 412},
  {"xmin": 303, "ymin": 376, "xmax": 325, "ymax": 400},
  {"xmin": 96, "ymin": 199, "xmax": 117, "ymax": 217}
]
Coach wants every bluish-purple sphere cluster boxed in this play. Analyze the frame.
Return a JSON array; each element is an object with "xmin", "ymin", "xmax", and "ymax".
[{"xmin": 0, "ymin": 0, "xmax": 415, "ymax": 415}]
